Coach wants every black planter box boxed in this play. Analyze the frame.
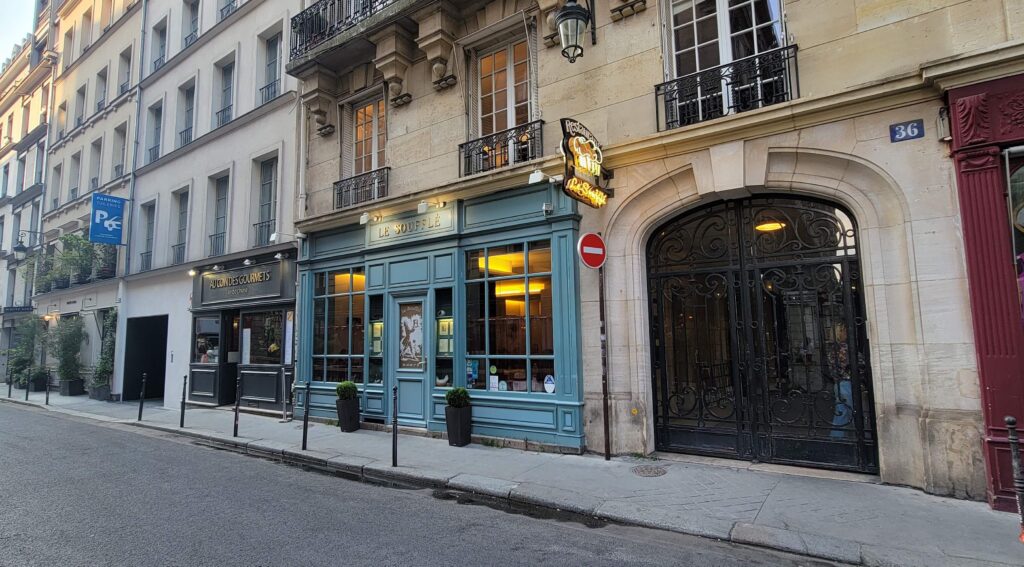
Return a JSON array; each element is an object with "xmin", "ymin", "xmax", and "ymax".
[
  {"xmin": 28, "ymin": 376, "xmax": 48, "ymax": 392},
  {"xmin": 89, "ymin": 384, "xmax": 111, "ymax": 401},
  {"xmin": 60, "ymin": 378, "xmax": 85, "ymax": 396},
  {"xmin": 445, "ymin": 405, "xmax": 472, "ymax": 447},
  {"xmin": 336, "ymin": 397, "xmax": 360, "ymax": 432}
]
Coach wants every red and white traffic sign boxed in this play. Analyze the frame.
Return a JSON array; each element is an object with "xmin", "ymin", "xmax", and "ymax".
[{"xmin": 577, "ymin": 233, "xmax": 607, "ymax": 269}]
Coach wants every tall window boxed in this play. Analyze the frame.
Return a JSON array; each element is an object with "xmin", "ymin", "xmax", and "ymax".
[
  {"xmin": 152, "ymin": 22, "xmax": 167, "ymax": 70},
  {"xmin": 34, "ymin": 142, "xmax": 44, "ymax": 184},
  {"xmin": 184, "ymin": 0, "xmax": 200, "ymax": 46},
  {"xmin": 259, "ymin": 158, "xmax": 277, "ymax": 223},
  {"xmin": 179, "ymin": 85, "xmax": 195, "ymax": 146},
  {"xmin": 211, "ymin": 176, "xmax": 227, "ymax": 255},
  {"xmin": 141, "ymin": 203, "xmax": 155, "ymax": 270},
  {"xmin": 353, "ymin": 100, "xmax": 385, "ymax": 175},
  {"xmin": 1, "ymin": 164, "xmax": 8, "ymax": 196},
  {"xmin": 15, "ymin": 157, "xmax": 25, "ymax": 193},
  {"xmin": 478, "ymin": 39, "xmax": 530, "ymax": 137},
  {"xmin": 262, "ymin": 34, "xmax": 280, "ymax": 102},
  {"xmin": 465, "ymin": 240, "xmax": 554, "ymax": 393},
  {"xmin": 177, "ymin": 191, "xmax": 189, "ymax": 245},
  {"xmin": 311, "ymin": 268, "xmax": 366, "ymax": 383},
  {"xmin": 216, "ymin": 62, "xmax": 234, "ymax": 125}
]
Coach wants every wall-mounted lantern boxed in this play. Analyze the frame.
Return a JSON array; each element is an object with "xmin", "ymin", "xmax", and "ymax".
[{"xmin": 555, "ymin": 0, "xmax": 595, "ymax": 63}]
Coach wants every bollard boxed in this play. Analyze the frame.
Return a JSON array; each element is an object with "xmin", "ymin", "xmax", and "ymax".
[
  {"xmin": 24, "ymin": 371, "xmax": 29, "ymax": 401},
  {"xmin": 278, "ymin": 367, "xmax": 289, "ymax": 423},
  {"xmin": 7, "ymin": 362, "xmax": 12, "ymax": 398},
  {"xmin": 137, "ymin": 372, "xmax": 147, "ymax": 421},
  {"xmin": 233, "ymin": 374, "xmax": 241, "ymax": 438},
  {"xmin": 391, "ymin": 385, "xmax": 398, "ymax": 467},
  {"xmin": 179, "ymin": 374, "xmax": 188, "ymax": 428},
  {"xmin": 1005, "ymin": 416, "xmax": 1024, "ymax": 543},
  {"xmin": 44, "ymin": 370, "xmax": 50, "ymax": 405},
  {"xmin": 301, "ymin": 381, "xmax": 310, "ymax": 451}
]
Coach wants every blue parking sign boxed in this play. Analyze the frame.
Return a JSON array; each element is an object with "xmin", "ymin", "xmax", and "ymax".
[{"xmin": 89, "ymin": 194, "xmax": 126, "ymax": 245}]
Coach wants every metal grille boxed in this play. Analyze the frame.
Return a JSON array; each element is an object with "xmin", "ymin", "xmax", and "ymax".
[
  {"xmin": 647, "ymin": 196, "xmax": 877, "ymax": 473},
  {"xmin": 656, "ymin": 45, "xmax": 798, "ymax": 131},
  {"xmin": 334, "ymin": 166, "xmax": 389, "ymax": 209},
  {"xmin": 259, "ymin": 80, "xmax": 280, "ymax": 105},
  {"xmin": 253, "ymin": 219, "xmax": 274, "ymax": 247},
  {"xmin": 289, "ymin": 0, "xmax": 398, "ymax": 60},
  {"xmin": 459, "ymin": 120, "xmax": 543, "ymax": 177}
]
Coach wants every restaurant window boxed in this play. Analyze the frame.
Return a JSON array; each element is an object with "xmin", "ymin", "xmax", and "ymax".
[
  {"xmin": 241, "ymin": 310, "xmax": 284, "ymax": 365},
  {"xmin": 435, "ymin": 288, "xmax": 454, "ymax": 388},
  {"xmin": 465, "ymin": 240, "xmax": 553, "ymax": 393},
  {"xmin": 311, "ymin": 267, "xmax": 366, "ymax": 382},
  {"xmin": 194, "ymin": 316, "xmax": 220, "ymax": 363}
]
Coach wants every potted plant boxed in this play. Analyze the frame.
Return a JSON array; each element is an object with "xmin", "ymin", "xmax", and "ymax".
[
  {"xmin": 27, "ymin": 367, "xmax": 49, "ymax": 391},
  {"xmin": 445, "ymin": 387, "xmax": 472, "ymax": 447},
  {"xmin": 60, "ymin": 234, "xmax": 96, "ymax": 285},
  {"xmin": 52, "ymin": 316, "xmax": 85, "ymax": 396},
  {"xmin": 335, "ymin": 380, "xmax": 360, "ymax": 432},
  {"xmin": 95, "ymin": 244, "xmax": 117, "ymax": 279},
  {"xmin": 90, "ymin": 309, "xmax": 116, "ymax": 401}
]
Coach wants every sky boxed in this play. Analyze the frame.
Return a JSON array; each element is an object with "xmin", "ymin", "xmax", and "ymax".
[{"xmin": 0, "ymin": 1, "xmax": 35, "ymax": 68}]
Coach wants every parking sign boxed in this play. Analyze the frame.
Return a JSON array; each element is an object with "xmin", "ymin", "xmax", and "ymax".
[{"xmin": 89, "ymin": 194, "xmax": 126, "ymax": 245}]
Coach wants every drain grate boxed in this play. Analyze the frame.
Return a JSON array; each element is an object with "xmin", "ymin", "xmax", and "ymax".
[{"xmin": 631, "ymin": 465, "xmax": 667, "ymax": 477}]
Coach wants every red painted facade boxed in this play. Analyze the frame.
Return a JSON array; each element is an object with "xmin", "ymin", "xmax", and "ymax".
[{"xmin": 948, "ymin": 74, "xmax": 1024, "ymax": 511}]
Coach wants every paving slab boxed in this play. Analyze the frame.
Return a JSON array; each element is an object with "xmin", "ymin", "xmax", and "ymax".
[{"xmin": 448, "ymin": 474, "xmax": 520, "ymax": 499}]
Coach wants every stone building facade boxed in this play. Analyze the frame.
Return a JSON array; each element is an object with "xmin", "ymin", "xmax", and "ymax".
[{"xmin": 286, "ymin": 0, "xmax": 1023, "ymax": 504}]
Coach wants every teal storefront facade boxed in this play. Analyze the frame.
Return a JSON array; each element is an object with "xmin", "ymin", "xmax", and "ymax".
[{"xmin": 297, "ymin": 183, "xmax": 585, "ymax": 450}]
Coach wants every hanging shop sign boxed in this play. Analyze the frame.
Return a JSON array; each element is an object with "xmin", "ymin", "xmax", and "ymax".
[
  {"xmin": 560, "ymin": 118, "xmax": 613, "ymax": 208},
  {"xmin": 89, "ymin": 194, "xmax": 126, "ymax": 245}
]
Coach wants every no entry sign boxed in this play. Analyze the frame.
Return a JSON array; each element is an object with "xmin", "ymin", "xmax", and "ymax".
[{"xmin": 577, "ymin": 233, "xmax": 607, "ymax": 269}]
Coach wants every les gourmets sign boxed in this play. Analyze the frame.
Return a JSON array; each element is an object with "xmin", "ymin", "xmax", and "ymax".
[
  {"xmin": 560, "ymin": 118, "xmax": 613, "ymax": 209},
  {"xmin": 200, "ymin": 264, "xmax": 281, "ymax": 305}
]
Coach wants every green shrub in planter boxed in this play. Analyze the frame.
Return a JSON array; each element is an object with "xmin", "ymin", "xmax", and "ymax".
[
  {"xmin": 445, "ymin": 387, "xmax": 472, "ymax": 446},
  {"xmin": 335, "ymin": 380, "xmax": 360, "ymax": 432}
]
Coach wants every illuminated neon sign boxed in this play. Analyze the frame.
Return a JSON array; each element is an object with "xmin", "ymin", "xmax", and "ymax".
[{"xmin": 560, "ymin": 118, "xmax": 613, "ymax": 209}]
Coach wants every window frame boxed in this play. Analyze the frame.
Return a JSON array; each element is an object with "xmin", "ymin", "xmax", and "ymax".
[
  {"xmin": 475, "ymin": 37, "xmax": 532, "ymax": 137},
  {"xmin": 310, "ymin": 267, "xmax": 367, "ymax": 384},
  {"xmin": 351, "ymin": 97, "xmax": 386, "ymax": 175}
]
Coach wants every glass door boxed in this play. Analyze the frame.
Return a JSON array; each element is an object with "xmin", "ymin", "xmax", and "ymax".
[{"xmin": 391, "ymin": 294, "xmax": 429, "ymax": 426}]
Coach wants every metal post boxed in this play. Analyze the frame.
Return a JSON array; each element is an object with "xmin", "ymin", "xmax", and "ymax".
[
  {"xmin": 179, "ymin": 374, "xmax": 188, "ymax": 428},
  {"xmin": 278, "ymin": 367, "xmax": 289, "ymax": 422},
  {"xmin": 7, "ymin": 356, "xmax": 12, "ymax": 398},
  {"xmin": 1004, "ymin": 416, "xmax": 1024, "ymax": 543},
  {"xmin": 137, "ymin": 372, "xmax": 147, "ymax": 421},
  {"xmin": 24, "ymin": 370, "xmax": 29, "ymax": 401},
  {"xmin": 44, "ymin": 370, "xmax": 50, "ymax": 405},
  {"xmin": 232, "ymin": 374, "xmax": 241, "ymax": 438},
  {"xmin": 598, "ymin": 263, "xmax": 611, "ymax": 461},
  {"xmin": 392, "ymin": 385, "xmax": 398, "ymax": 467},
  {"xmin": 301, "ymin": 381, "xmax": 310, "ymax": 451}
]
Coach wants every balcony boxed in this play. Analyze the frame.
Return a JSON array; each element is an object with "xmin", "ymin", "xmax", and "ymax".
[
  {"xmin": 148, "ymin": 145, "xmax": 160, "ymax": 164},
  {"xmin": 178, "ymin": 127, "xmax": 193, "ymax": 148},
  {"xmin": 219, "ymin": 0, "xmax": 239, "ymax": 21},
  {"xmin": 334, "ymin": 167, "xmax": 389, "ymax": 210},
  {"xmin": 75, "ymin": 115, "xmax": 84, "ymax": 128},
  {"xmin": 152, "ymin": 56, "xmax": 165, "ymax": 73},
  {"xmin": 69, "ymin": 186, "xmax": 79, "ymax": 200},
  {"xmin": 183, "ymin": 30, "xmax": 198, "ymax": 48},
  {"xmin": 259, "ymin": 80, "xmax": 280, "ymax": 105},
  {"xmin": 171, "ymin": 243, "xmax": 185, "ymax": 265},
  {"xmin": 139, "ymin": 251, "xmax": 152, "ymax": 272},
  {"xmin": 655, "ymin": 45, "xmax": 798, "ymax": 132},
  {"xmin": 90, "ymin": 177, "xmax": 99, "ymax": 190},
  {"xmin": 215, "ymin": 105, "xmax": 233, "ymax": 127},
  {"xmin": 290, "ymin": 0, "xmax": 399, "ymax": 60},
  {"xmin": 95, "ymin": 98, "xmax": 105, "ymax": 113},
  {"xmin": 119, "ymin": 80, "xmax": 130, "ymax": 95},
  {"xmin": 253, "ymin": 219, "xmax": 274, "ymax": 247},
  {"xmin": 459, "ymin": 120, "xmax": 543, "ymax": 177},
  {"xmin": 113, "ymin": 163, "xmax": 124, "ymax": 177},
  {"xmin": 209, "ymin": 232, "xmax": 226, "ymax": 257}
]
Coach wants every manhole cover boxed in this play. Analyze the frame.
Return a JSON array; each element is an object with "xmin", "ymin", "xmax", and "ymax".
[{"xmin": 632, "ymin": 465, "xmax": 667, "ymax": 477}]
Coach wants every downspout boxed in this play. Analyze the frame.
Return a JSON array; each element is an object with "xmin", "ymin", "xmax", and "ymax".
[{"xmin": 124, "ymin": 0, "xmax": 149, "ymax": 277}]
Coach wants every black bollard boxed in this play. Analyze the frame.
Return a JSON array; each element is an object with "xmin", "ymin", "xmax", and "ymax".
[
  {"xmin": 137, "ymin": 372, "xmax": 147, "ymax": 421},
  {"xmin": 233, "ymin": 374, "xmax": 241, "ymax": 438},
  {"xmin": 301, "ymin": 381, "xmax": 311, "ymax": 451},
  {"xmin": 391, "ymin": 385, "xmax": 398, "ymax": 468},
  {"xmin": 24, "ymin": 371, "xmax": 29, "ymax": 401},
  {"xmin": 180, "ymin": 374, "xmax": 188, "ymax": 428},
  {"xmin": 1004, "ymin": 416, "xmax": 1024, "ymax": 543},
  {"xmin": 44, "ymin": 371, "xmax": 50, "ymax": 406},
  {"xmin": 6, "ymin": 360, "xmax": 12, "ymax": 398}
]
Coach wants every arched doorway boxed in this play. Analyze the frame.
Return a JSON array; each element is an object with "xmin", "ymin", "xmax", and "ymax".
[{"xmin": 646, "ymin": 196, "xmax": 878, "ymax": 473}]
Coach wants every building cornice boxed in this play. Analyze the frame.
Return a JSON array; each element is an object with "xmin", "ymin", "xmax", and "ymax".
[{"xmin": 919, "ymin": 39, "xmax": 1024, "ymax": 92}]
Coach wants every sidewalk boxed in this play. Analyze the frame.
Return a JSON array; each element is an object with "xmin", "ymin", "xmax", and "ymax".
[{"xmin": 3, "ymin": 388, "xmax": 1021, "ymax": 567}]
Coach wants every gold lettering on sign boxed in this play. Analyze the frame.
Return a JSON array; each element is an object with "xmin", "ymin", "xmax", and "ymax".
[
  {"xmin": 373, "ymin": 212, "xmax": 447, "ymax": 243},
  {"xmin": 208, "ymin": 270, "xmax": 273, "ymax": 290},
  {"xmin": 560, "ymin": 118, "xmax": 613, "ymax": 209}
]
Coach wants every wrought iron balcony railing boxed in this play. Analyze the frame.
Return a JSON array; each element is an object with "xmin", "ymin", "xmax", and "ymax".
[
  {"xmin": 290, "ymin": 0, "xmax": 398, "ymax": 60},
  {"xmin": 215, "ymin": 105, "xmax": 233, "ymax": 127},
  {"xmin": 459, "ymin": 120, "xmax": 543, "ymax": 177},
  {"xmin": 95, "ymin": 98, "xmax": 105, "ymax": 113},
  {"xmin": 655, "ymin": 45, "xmax": 798, "ymax": 132},
  {"xmin": 334, "ymin": 167, "xmax": 389, "ymax": 210},
  {"xmin": 69, "ymin": 186, "xmax": 79, "ymax": 200},
  {"xmin": 253, "ymin": 219, "xmax": 275, "ymax": 247},
  {"xmin": 75, "ymin": 115, "xmax": 84, "ymax": 128},
  {"xmin": 209, "ymin": 232, "xmax": 226, "ymax": 257},
  {"xmin": 113, "ymin": 163, "xmax": 124, "ymax": 177},
  {"xmin": 183, "ymin": 30, "xmax": 198, "ymax": 48},
  {"xmin": 139, "ymin": 251, "xmax": 152, "ymax": 272},
  {"xmin": 259, "ymin": 80, "xmax": 280, "ymax": 105},
  {"xmin": 219, "ymin": 0, "xmax": 239, "ymax": 21},
  {"xmin": 152, "ymin": 55, "xmax": 165, "ymax": 72},
  {"xmin": 178, "ymin": 127, "xmax": 193, "ymax": 148},
  {"xmin": 148, "ymin": 144, "xmax": 160, "ymax": 164},
  {"xmin": 90, "ymin": 177, "xmax": 99, "ymax": 190},
  {"xmin": 119, "ymin": 80, "xmax": 130, "ymax": 95},
  {"xmin": 171, "ymin": 242, "xmax": 186, "ymax": 265}
]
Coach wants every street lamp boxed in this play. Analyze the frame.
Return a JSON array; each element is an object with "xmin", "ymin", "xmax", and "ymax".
[
  {"xmin": 555, "ymin": 0, "xmax": 595, "ymax": 63},
  {"xmin": 12, "ymin": 231, "xmax": 45, "ymax": 262}
]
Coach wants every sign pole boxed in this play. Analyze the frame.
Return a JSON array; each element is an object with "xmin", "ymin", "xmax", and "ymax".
[{"xmin": 599, "ymin": 259, "xmax": 611, "ymax": 462}]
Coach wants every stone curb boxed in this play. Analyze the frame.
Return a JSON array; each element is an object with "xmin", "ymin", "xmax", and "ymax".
[{"xmin": 5, "ymin": 396, "xmax": 1011, "ymax": 567}]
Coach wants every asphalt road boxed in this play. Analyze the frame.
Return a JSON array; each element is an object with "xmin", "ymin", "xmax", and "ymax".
[{"xmin": 0, "ymin": 404, "xmax": 839, "ymax": 567}]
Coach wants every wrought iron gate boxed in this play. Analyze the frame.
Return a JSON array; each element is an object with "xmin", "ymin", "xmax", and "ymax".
[{"xmin": 647, "ymin": 196, "xmax": 878, "ymax": 473}]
